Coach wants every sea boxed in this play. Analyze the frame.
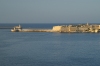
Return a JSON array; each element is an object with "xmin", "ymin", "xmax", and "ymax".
[{"xmin": 0, "ymin": 23, "xmax": 100, "ymax": 66}]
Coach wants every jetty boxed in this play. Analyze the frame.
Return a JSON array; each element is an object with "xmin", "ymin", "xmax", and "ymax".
[{"xmin": 11, "ymin": 23, "xmax": 100, "ymax": 33}]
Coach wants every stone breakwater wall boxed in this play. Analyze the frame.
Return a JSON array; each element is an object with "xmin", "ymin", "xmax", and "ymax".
[
  {"xmin": 11, "ymin": 25, "xmax": 54, "ymax": 32},
  {"xmin": 20, "ymin": 29, "xmax": 53, "ymax": 32}
]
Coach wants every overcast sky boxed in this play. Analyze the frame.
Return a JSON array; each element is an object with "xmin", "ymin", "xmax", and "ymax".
[{"xmin": 0, "ymin": 0, "xmax": 100, "ymax": 23}]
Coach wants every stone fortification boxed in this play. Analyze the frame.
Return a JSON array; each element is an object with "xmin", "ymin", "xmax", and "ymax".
[
  {"xmin": 52, "ymin": 26, "xmax": 62, "ymax": 32},
  {"xmin": 52, "ymin": 23, "xmax": 100, "ymax": 33}
]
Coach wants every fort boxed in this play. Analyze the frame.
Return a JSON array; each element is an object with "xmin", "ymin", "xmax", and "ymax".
[{"xmin": 11, "ymin": 23, "xmax": 100, "ymax": 33}]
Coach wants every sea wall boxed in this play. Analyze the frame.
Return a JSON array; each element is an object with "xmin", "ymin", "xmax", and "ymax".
[{"xmin": 21, "ymin": 29, "xmax": 53, "ymax": 32}]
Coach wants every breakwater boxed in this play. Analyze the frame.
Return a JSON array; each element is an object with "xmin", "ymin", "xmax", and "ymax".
[
  {"xmin": 20, "ymin": 29, "xmax": 53, "ymax": 32},
  {"xmin": 11, "ymin": 25, "xmax": 54, "ymax": 32},
  {"xmin": 11, "ymin": 23, "xmax": 100, "ymax": 33}
]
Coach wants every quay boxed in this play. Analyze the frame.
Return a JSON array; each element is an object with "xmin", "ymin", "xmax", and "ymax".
[{"xmin": 11, "ymin": 23, "xmax": 100, "ymax": 33}]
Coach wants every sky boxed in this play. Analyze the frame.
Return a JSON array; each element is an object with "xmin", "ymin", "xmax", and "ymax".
[{"xmin": 0, "ymin": 0, "xmax": 100, "ymax": 23}]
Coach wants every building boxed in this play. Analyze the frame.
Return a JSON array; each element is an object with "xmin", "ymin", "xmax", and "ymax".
[{"xmin": 52, "ymin": 23, "xmax": 100, "ymax": 33}]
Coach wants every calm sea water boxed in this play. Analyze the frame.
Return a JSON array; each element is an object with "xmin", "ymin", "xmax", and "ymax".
[{"xmin": 0, "ymin": 23, "xmax": 100, "ymax": 66}]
